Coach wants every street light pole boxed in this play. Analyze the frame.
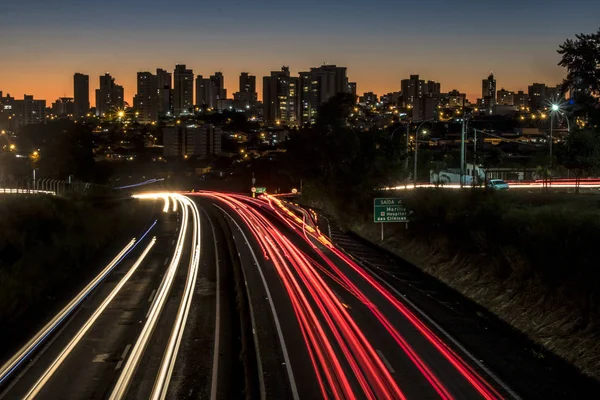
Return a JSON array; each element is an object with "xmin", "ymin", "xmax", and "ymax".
[
  {"xmin": 413, "ymin": 121, "xmax": 430, "ymax": 187},
  {"xmin": 390, "ymin": 122, "xmax": 411, "ymax": 188},
  {"xmin": 405, "ymin": 122, "xmax": 410, "ymax": 180},
  {"xmin": 549, "ymin": 112, "xmax": 554, "ymax": 164},
  {"xmin": 473, "ymin": 127, "xmax": 477, "ymax": 186},
  {"xmin": 460, "ymin": 118, "xmax": 466, "ymax": 187}
]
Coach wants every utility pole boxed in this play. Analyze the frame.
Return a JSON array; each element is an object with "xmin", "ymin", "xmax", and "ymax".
[
  {"xmin": 549, "ymin": 112, "xmax": 554, "ymax": 166},
  {"xmin": 405, "ymin": 122, "xmax": 410, "ymax": 188},
  {"xmin": 460, "ymin": 117, "xmax": 466, "ymax": 187},
  {"xmin": 413, "ymin": 133, "xmax": 418, "ymax": 188},
  {"xmin": 472, "ymin": 127, "xmax": 478, "ymax": 186}
]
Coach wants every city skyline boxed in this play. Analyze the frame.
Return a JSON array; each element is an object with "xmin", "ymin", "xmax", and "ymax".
[{"xmin": 2, "ymin": 0, "xmax": 599, "ymax": 104}]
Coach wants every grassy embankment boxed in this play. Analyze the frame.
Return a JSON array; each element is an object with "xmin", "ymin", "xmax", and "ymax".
[
  {"xmin": 0, "ymin": 194, "xmax": 151, "ymax": 324},
  {"xmin": 304, "ymin": 188, "xmax": 600, "ymax": 379}
]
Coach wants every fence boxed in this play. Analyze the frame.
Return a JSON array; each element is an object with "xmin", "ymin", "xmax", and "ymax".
[{"xmin": 0, "ymin": 179, "xmax": 107, "ymax": 196}]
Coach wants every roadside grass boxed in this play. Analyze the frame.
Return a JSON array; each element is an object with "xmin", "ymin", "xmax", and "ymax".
[
  {"xmin": 0, "ymin": 195, "xmax": 148, "ymax": 324},
  {"xmin": 303, "ymin": 188, "xmax": 600, "ymax": 379}
]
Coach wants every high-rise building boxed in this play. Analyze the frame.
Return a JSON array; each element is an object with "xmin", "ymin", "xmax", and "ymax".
[
  {"xmin": 134, "ymin": 72, "xmax": 158, "ymax": 124},
  {"xmin": 95, "ymin": 73, "xmax": 124, "ymax": 116},
  {"xmin": 14, "ymin": 95, "xmax": 46, "ymax": 125},
  {"xmin": 52, "ymin": 97, "xmax": 74, "ymax": 117},
  {"xmin": 297, "ymin": 65, "xmax": 350, "ymax": 125},
  {"xmin": 348, "ymin": 82, "xmax": 357, "ymax": 98},
  {"xmin": 381, "ymin": 92, "xmax": 401, "ymax": 105},
  {"xmin": 527, "ymin": 84, "xmax": 563, "ymax": 111},
  {"xmin": 263, "ymin": 66, "xmax": 299, "ymax": 126},
  {"xmin": 186, "ymin": 124, "xmax": 222, "ymax": 157},
  {"xmin": 156, "ymin": 68, "xmax": 172, "ymax": 116},
  {"xmin": 233, "ymin": 72, "xmax": 257, "ymax": 109},
  {"xmin": 401, "ymin": 75, "xmax": 440, "ymax": 120},
  {"xmin": 196, "ymin": 75, "xmax": 212, "ymax": 107},
  {"xmin": 173, "ymin": 64, "xmax": 194, "ymax": 115},
  {"xmin": 514, "ymin": 91, "xmax": 529, "ymax": 109},
  {"xmin": 163, "ymin": 124, "xmax": 222, "ymax": 158},
  {"xmin": 445, "ymin": 90, "xmax": 466, "ymax": 108},
  {"xmin": 482, "ymin": 73, "xmax": 497, "ymax": 107},
  {"xmin": 401, "ymin": 75, "xmax": 424, "ymax": 107},
  {"xmin": 528, "ymin": 83, "xmax": 547, "ymax": 111},
  {"xmin": 426, "ymin": 80, "xmax": 441, "ymax": 95},
  {"xmin": 239, "ymin": 72, "xmax": 257, "ymax": 100},
  {"xmin": 360, "ymin": 92, "xmax": 379, "ymax": 106},
  {"xmin": 298, "ymin": 71, "xmax": 314, "ymax": 125},
  {"xmin": 545, "ymin": 84, "xmax": 564, "ymax": 106},
  {"xmin": 73, "ymin": 73, "xmax": 89, "ymax": 118},
  {"xmin": 496, "ymin": 88, "xmax": 514, "ymax": 106},
  {"xmin": 210, "ymin": 72, "xmax": 227, "ymax": 109}
]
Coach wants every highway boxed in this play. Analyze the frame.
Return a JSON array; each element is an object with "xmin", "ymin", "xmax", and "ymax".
[{"xmin": 0, "ymin": 191, "xmax": 515, "ymax": 399}]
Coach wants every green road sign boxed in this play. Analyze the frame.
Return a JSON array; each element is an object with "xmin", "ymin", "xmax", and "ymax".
[
  {"xmin": 255, "ymin": 187, "xmax": 267, "ymax": 194},
  {"xmin": 374, "ymin": 198, "xmax": 408, "ymax": 223}
]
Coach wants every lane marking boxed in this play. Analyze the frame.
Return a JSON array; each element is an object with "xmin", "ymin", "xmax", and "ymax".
[
  {"xmin": 92, "ymin": 354, "xmax": 110, "ymax": 363},
  {"xmin": 22, "ymin": 238, "xmax": 157, "ymax": 399},
  {"xmin": 361, "ymin": 261, "xmax": 521, "ymax": 399},
  {"xmin": 215, "ymin": 204, "xmax": 299, "ymax": 400},
  {"xmin": 148, "ymin": 289, "xmax": 157, "ymax": 303},
  {"xmin": 115, "ymin": 344, "xmax": 132, "ymax": 371},
  {"xmin": 203, "ymin": 209, "xmax": 221, "ymax": 400},
  {"xmin": 0, "ymin": 305, "xmax": 86, "ymax": 399},
  {"xmin": 376, "ymin": 350, "xmax": 395, "ymax": 373},
  {"xmin": 0, "ymin": 220, "xmax": 157, "ymax": 388},
  {"xmin": 110, "ymin": 196, "xmax": 189, "ymax": 400},
  {"xmin": 150, "ymin": 197, "xmax": 202, "ymax": 400},
  {"xmin": 164, "ymin": 257, "xmax": 169, "ymax": 266}
]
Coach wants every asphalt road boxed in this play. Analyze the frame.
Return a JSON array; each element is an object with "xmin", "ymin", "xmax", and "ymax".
[{"xmin": 0, "ymin": 191, "xmax": 523, "ymax": 399}]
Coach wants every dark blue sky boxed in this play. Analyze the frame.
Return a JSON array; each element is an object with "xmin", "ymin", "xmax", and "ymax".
[{"xmin": 2, "ymin": 0, "xmax": 599, "ymax": 103}]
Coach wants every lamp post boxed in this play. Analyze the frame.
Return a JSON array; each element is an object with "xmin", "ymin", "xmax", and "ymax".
[
  {"xmin": 390, "ymin": 122, "xmax": 410, "ymax": 187},
  {"xmin": 549, "ymin": 104, "xmax": 559, "ymax": 164},
  {"xmin": 413, "ymin": 121, "xmax": 431, "ymax": 187}
]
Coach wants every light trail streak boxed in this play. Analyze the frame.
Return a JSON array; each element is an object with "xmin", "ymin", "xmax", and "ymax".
[
  {"xmin": 199, "ymin": 192, "xmax": 407, "ymax": 399},
  {"xmin": 23, "ymin": 237, "xmax": 157, "ymax": 399},
  {"xmin": 0, "ymin": 189, "xmax": 56, "ymax": 195},
  {"xmin": 113, "ymin": 178, "xmax": 164, "ymax": 190},
  {"xmin": 382, "ymin": 181, "xmax": 600, "ymax": 190},
  {"xmin": 212, "ymin": 203, "xmax": 301, "ymax": 400},
  {"xmin": 266, "ymin": 196, "xmax": 504, "ymax": 399},
  {"xmin": 0, "ymin": 221, "xmax": 157, "ymax": 386},
  {"xmin": 110, "ymin": 195, "xmax": 189, "ymax": 400},
  {"xmin": 150, "ymin": 196, "xmax": 202, "ymax": 400}
]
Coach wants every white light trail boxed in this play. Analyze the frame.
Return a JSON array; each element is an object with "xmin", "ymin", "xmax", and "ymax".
[
  {"xmin": 150, "ymin": 196, "xmax": 202, "ymax": 400},
  {"xmin": 0, "ymin": 228, "xmax": 147, "ymax": 385},
  {"xmin": 22, "ymin": 237, "xmax": 157, "ymax": 399},
  {"xmin": 110, "ymin": 195, "xmax": 189, "ymax": 400}
]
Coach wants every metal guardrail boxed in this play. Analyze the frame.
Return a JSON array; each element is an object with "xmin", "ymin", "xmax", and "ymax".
[{"xmin": 0, "ymin": 179, "xmax": 107, "ymax": 196}]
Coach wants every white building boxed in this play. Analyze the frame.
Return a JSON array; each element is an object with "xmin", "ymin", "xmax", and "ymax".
[{"xmin": 163, "ymin": 124, "xmax": 222, "ymax": 159}]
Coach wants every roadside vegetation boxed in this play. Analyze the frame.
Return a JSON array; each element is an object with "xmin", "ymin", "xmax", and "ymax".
[
  {"xmin": 285, "ymin": 27, "xmax": 600, "ymax": 379},
  {"xmin": 315, "ymin": 189, "xmax": 600, "ymax": 378},
  {"xmin": 0, "ymin": 195, "xmax": 151, "ymax": 324}
]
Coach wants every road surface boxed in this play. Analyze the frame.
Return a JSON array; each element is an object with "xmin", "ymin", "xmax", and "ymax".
[{"xmin": 0, "ymin": 191, "xmax": 516, "ymax": 399}]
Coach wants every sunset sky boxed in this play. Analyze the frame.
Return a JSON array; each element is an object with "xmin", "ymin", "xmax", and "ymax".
[{"xmin": 2, "ymin": 0, "xmax": 599, "ymax": 106}]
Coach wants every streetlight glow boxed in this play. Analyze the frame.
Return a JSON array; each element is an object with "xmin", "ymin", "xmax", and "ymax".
[{"xmin": 551, "ymin": 104, "xmax": 560, "ymax": 112}]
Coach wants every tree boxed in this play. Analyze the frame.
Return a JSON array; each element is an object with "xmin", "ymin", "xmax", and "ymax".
[
  {"xmin": 558, "ymin": 28, "xmax": 600, "ymax": 126},
  {"xmin": 18, "ymin": 120, "xmax": 97, "ymax": 181},
  {"xmin": 557, "ymin": 129, "xmax": 600, "ymax": 193},
  {"xmin": 284, "ymin": 93, "xmax": 406, "ymax": 213}
]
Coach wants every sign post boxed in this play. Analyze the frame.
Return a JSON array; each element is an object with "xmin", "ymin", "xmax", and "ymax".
[{"xmin": 374, "ymin": 198, "xmax": 408, "ymax": 241}]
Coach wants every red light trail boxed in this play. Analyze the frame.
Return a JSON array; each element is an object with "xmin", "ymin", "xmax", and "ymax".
[{"xmin": 190, "ymin": 191, "xmax": 505, "ymax": 399}]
